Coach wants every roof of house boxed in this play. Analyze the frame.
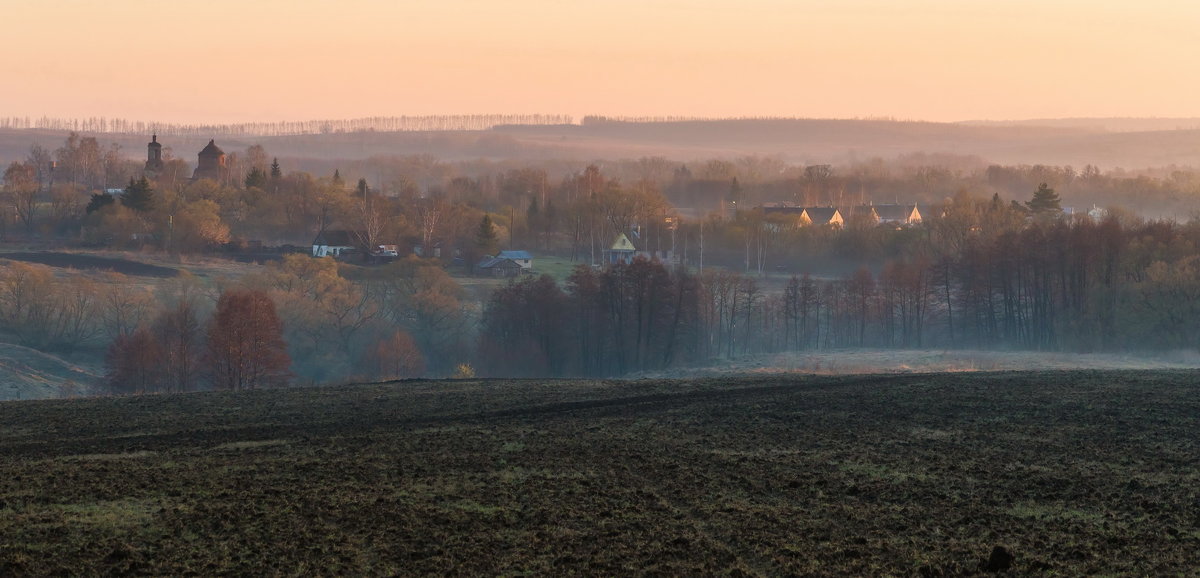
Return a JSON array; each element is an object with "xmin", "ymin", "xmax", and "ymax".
[
  {"xmin": 848, "ymin": 205, "xmax": 880, "ymax": 219},
  {"xmin": 804, "ymin": 207, "xmax": 842, "ymax": 224},
  {"xmin": 917, "ymin": 204, "xmax": 943, "ymax": 219},
  {"xmin": 873, "ymin": 204, "xmax": 920, "ymax": 221},
  {"xmin": 497, "ymin": 250, "xmax": 533, "ymax": 260},
  {"xmin": 609, "ymin": 232, "xmax": 637, "ymax": 251},
  {"xmin": 761, "ymin": 205, "xmax": 807, "ymax": 215},
  {"xmin": 198, "ymin": 139, "xmax": 225, "ymax": 157},
  {"xmin": 476, "ymin": 257, "xmax": 523, "ymax": 269},
  {"xmin": 313, "ymin": 230, "xmax": 359, "ymax": 247}
]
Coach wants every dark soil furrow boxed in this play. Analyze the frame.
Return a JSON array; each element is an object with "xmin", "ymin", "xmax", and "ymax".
[{"xmin": 2, "ymin": 370, "xmax": 1199, "ymax": 575}]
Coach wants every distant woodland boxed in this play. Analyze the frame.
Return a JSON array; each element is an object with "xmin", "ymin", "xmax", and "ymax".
[
  {"xmin": 0, "ymin": 114, "xmax": 574, "ymax": 136},
  {"xmin": 3, "ymin": 120, "xmax": 1200, "ymax": 394}
]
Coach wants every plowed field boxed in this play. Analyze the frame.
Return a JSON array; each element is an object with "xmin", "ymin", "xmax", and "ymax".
[{"xmin": 2, "ymin": 371, "xmax": 1198, "ymax": 575}]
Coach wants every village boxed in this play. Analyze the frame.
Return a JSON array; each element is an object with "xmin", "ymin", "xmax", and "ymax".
[
  {"xmin": 0, "ymin": 125, "xmax": 1186, "ymax": 388},
  {"xmin": 94, "ymin": 133, "xmax": 964, "ymax": 281}
]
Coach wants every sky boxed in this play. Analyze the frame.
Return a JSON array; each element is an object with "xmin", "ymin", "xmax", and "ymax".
[{"xmin": 2, "ymin": 0, "xmax": 1198, "ymax": 125}]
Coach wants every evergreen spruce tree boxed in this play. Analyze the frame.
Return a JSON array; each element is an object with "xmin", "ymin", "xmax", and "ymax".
[
  {"xmin": 1026, "ymin": 183, "xmax": 1062, "ymax": 215},
  {"xmin": 270, "ymin": 158, "xmax": 282, "ymax": 179},
  {"xmin": 244, "ymin": 167, "xmax": 267, "ymax": 189},
  {"xmin": 86, "ymin": 192, "xmax": 115, "ymax": 214},
  {"xmin": 476, "ymin": 214, "xmax": 499, "ymax": 256},
  {"xmin": 527, "ymin": 197, "xmax": 540, "ymax": 224},
  {"xmin": 121, "ymin": 176, "xmax": 155, "ymax": 212}
]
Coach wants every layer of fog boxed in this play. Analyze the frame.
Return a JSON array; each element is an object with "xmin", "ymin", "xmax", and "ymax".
[{"xmin": 633, "ymin": 349, "xmax": 1200, "ymax": 379}]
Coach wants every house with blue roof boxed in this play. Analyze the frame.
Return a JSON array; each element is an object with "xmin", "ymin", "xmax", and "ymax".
[{"xmin": 496, "ymin": 250, "xmax": 533, "ymax": 270}]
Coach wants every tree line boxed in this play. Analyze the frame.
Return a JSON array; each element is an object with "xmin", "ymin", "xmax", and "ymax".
[
  {"xmin": 0, "ymin": 251, "xmax": 471, "ymax": 394},
  {"xmin": 11, "ymin": 191, "xmax": 1200, "ymax": 391},
  {"xmin": 6, "ymin": 131, "xmax": 1200, "ymax": 391},
  {"xmin": 106, "ymin": 289, "xmax": 289, "ymax": 393},
  {"xmin": 7, "ymin": 132, "xmax": 1200, "ymax": 266},
  {"xmin": 0, "ymin": 115, "xmax": 573, "ymax": 136},
  {"xmin": 479, "ymin": 205, "xmax": 1200, "ymax": 377}
]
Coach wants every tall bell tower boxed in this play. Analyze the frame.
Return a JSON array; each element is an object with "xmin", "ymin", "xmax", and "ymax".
[{"xmin": 145, "ymin": 134, "xmax": 164, "ymax": 175}]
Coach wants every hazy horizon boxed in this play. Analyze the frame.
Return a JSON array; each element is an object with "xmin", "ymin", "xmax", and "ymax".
[{"xmin": 4, "ymin": 1, "xmax": 1199, "ymax": 125}]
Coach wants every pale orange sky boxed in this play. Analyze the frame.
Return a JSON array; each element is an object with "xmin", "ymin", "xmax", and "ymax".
[{"xmin": 2, "ymin": 0, "xmax": 1198, "ymax": 124}]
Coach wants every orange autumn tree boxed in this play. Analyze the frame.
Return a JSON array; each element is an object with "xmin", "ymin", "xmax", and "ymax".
[
  {"xmin": 206, "ymin": 289, "xmax": 291, "ymax": 390},
  {"xmin": 364, "ymin": 329, "xmax": 426, "ymax": 380},
  {"xmin": 105, "ymin": 326, "xmax": 165, "ymax": 395}
]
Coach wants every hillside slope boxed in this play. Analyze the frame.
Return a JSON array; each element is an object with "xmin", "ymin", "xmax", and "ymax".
[{"xmin": 0, "ymin": 342, "xmax": 100, "ymax": 401}]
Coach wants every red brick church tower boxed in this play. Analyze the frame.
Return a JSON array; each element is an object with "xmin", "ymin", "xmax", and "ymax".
[{"xmin": 192, "ymin": 139, "xmax": 226, "ymax": 181}]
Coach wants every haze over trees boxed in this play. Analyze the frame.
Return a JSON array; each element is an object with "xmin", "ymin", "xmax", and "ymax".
[
  {"xmin": 1, "ymin": 122, "xmax": 1200, "ymax": 395},
  {"xmin": 0, "ymin": 115, "xmax": 575, "ymax": 137}
]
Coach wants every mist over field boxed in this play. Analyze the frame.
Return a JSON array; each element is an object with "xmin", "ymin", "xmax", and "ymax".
[
  {"xmin": 8, "ymin": 0, "xmax": 1200, "ymax": 571},
  {"xmin": 2, "ymin": 114, "xmax": 1200, "ymax": 399}
]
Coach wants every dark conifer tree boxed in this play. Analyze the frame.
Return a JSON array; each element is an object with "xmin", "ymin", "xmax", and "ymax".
[
  {"xmin": 1026, "ymin": 183, "xmax": 1062, "ymax": 215},
  {"xmin": 85, "ymin": 192, "xmax": 115, "ymax": 214},
  {"xmin": 121, "ymin": 176, "xmax": 155, "ymax": 212},
  {"xmin": 476, "ymin": 214, "xmax": 499, "ymax": 256},
  {"xmin": 244, "ymin": 167, "xmax": 267, "ymax": 189}
]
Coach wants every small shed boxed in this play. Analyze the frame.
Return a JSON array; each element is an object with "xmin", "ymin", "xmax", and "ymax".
[
  {"xmin": 414, "ymin": 240, "xmax": 442, "ymax": 258},
  {"xmin": 497, "ymin": 250, "xmax": 533, "ymax": 270},
  {"xmin": 475, "ymin": 256, "xmax": 524, "ymax": 278}
]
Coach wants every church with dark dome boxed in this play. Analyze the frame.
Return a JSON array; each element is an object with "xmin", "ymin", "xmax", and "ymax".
[
  {"xmin": 142, "ymin": 135, "xmax": 228, "ymax": 182},
  {"xmin": 192, "ymin": 139, "xmax": 226, "ymax": 181}
]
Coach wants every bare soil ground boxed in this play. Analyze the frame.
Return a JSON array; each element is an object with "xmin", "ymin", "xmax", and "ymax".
[
  {"xmin": 0, "ymin": 244, "xmax": 273, "ymax": 282},
  {"xmin": 2, "ymin": 371, "xmax": 1198, "ymax": 575},
  {"xmin": 0, "ymin": 252, "xmax": 179, "ymax": 278}
]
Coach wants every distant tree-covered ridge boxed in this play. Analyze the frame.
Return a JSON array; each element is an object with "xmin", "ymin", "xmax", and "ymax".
[{"xmin": 0, "ymin": 114, "xmax": 574, "ymax": 136}]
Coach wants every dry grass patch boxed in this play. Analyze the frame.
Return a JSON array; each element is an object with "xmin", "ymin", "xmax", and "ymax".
[
  {"xmin": 212, "ymin": 439, "xmax": 290, "ymax": 451},
  {"xmin": 62, "ymin": 451, "xmax": 157, "ymax": 461}
]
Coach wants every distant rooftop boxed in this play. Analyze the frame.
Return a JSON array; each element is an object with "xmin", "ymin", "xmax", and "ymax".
[
  {"xmin": 497, "ymin": 250, "xmax": 533, "ymax": 260},
  {"xmin": 198, "ymin": 139, "xmax": 225, "ymax": 156}
]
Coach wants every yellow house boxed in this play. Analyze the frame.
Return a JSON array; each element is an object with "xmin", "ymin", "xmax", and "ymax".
[{"xmin": 603, "ymin": 232, "xmax": 638, "ymax": 265}]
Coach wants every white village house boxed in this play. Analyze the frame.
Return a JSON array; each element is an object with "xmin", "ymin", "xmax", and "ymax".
[{"xmin": 312, "ymin": 230, "xmax": 359, "ymax": 258}]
